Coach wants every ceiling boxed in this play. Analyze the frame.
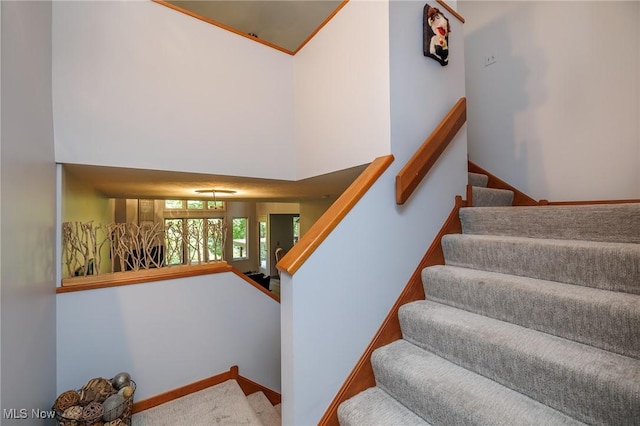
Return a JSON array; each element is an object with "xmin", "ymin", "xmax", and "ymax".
[
  {"xmin": 161, "ymin": 0, "xmax": 344, "ymax": 53},
  {"xmin": 63, "ymin": 163, "xmax": 369, "ymax": 203}
]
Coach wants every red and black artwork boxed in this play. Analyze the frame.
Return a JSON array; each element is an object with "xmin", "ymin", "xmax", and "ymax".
[{"xmin": 423, "ymin": 3, "xmax": 450, "ymax": 66}]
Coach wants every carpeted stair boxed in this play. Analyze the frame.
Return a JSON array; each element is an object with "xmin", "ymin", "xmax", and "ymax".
[
  {"xmin": 468, "ymin": 171, "xmax": 513, "ymax": 207},
  {"xmin": 338, "ymin": 172, "xmax": 640, "ymax": 425},
  {"xmin": 132, "ymin": 379, "xmax": 281, "ymax": 425}
]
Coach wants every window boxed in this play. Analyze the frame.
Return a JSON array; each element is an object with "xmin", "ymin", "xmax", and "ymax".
[
  {"xmin": 163, "ymin": 199, "xmax": 227, "ymax": 262},
  {"xmin": 207, "ymin": 218, "xmax": 225, "ymax": 261},
  {"xmin": 164, "ymin": 218, "xmax": 185, "ymax": 265},
  {"xmin": 165, "ymin": 200, "xmax": 184, "ymax": 209},
  {"xmin": 165, "ymin": 199, "xmax": 225, "ymax": 211},
  {"xmin": 232, "ymin": 217, "xmax": 248, "ymax": 260},
  {"xmin": 259, "ymin": 220, "xmax": 267, "ymax": 270},
  {"xmin": 187, "ymin": 200, "xmax": 204, "ymax": 209},
  {"xmin": 207, "ymin": 200, "xmax": 225, "ymax": 211},
  {"xmin": 293, "ymin": 216, "xmax": 300, "ymax": 244},
  {"xmin": 186, "ymin": 218, "xmax": 205, "ymax": 263}
]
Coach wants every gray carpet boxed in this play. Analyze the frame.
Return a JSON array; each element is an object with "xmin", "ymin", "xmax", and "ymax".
[
  {"xmin": 132, "ymin": 380, "xmax": 280, "ymax": 425},
  {"xmin": 338, "ymin": 172, "xmax": 640, "ymax": 425}
]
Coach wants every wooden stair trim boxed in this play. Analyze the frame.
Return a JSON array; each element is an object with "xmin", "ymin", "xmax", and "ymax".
[
  {"xmin": 132, "ymin": 365, "xmax": 281, "ymax": 413},
  {"xmin": 277, "ymin": 155, "xmax": 394, "ymax": 276},
  {"xmin": 539, "ymin": 199, "xmax": 640, "ymax": 205},
  {"xmin": 57, "ymin": 262, "xmax": 232, "ymax": 293},
  {"xmin": 154, "ymin": 0, "xmax": 349, "ymax": 57},
  {"xmin": 231, "ymin": 266, "xmax": 280, "ymax": 303},
  {"xmin": 152, "ymin": 0, "xmax": 295, "ymax": 55},
  {"xmin": 237, "ymin": 374, "xmax": 282, "ymax": 406},
  {"xmin": 467, "ymin": 161, "xmax": 539, "ymax": 206},
  {"xmin": 396, "ymin": 98, "xmax": 467, "ymax": 205},
  {"xmin": 293, "ymin": 1, "xmax": 349, "ymax": 54},
  {"xmin": 436, "ymin": 0, "xmax": 465, "ymax": 24},
  {"xmin": 318, "ymin": 196, "xmax": 466, "ymax": 426}
]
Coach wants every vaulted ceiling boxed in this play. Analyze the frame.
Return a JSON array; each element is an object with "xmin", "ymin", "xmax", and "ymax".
[{"xmin": 157, "ymin": 0, "xmax": 345, "ymax": 53}]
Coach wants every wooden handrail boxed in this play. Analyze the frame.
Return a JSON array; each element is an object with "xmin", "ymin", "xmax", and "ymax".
[
  {"xmin": 436, "ymin": 0, "xmax": 465, "ymax": 24},
  {"xmin": 395, "ymin": 97, "xmax": 467, "ymax": 205},
  {"xmin": 276, "ymin": 155, "xmax": 394, "ymax": 276}
]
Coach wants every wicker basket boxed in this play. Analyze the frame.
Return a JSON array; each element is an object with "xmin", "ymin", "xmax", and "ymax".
[{"xmin": 54, "ymin": 379, "xmax": 136, "ymax": 426}]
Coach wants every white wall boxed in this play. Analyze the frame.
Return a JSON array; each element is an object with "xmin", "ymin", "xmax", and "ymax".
[
  {"xmin": 281, "ymin": 1, "xmax": 468, "ymax": 423},
  {"xmin": 298, "ymin": 199, "xmax": 333, "ymax": 237},
  {"xmin": 460, "ymin": 1, "xmax": 640, "ymax": 201},
  {"xmin": 1, "ymin": 1, "xmax": 57, "ymax": 422},
  {"xmin": 390, "ymin": 0, "xmax": 467, "ymax": 167},
  {"xmin": 293, "ymin": 0, "xmax": 392, "ymax": 180},
  {"xmin": 52, "ymin": 0, "xmax": 296, "ymax": 180},
  {"xmin": 57, "ymin": 272, "xmax": 281, "ymax": 401}
]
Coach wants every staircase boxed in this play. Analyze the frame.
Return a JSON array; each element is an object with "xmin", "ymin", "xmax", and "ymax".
[
  {"xmin": 338, "ymin": 172, "xmax": 640, "ymax": 425},
  {"xmin": 132, "ymin": 379, "xmax": 281, "ymax": 425}
]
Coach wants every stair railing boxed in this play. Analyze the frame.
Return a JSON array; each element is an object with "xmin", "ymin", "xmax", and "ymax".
[
  {"xmin": 276, "ymin": 155, "xmax": 394, "ymax": 276},
  {"xmin": 395, "ymin": 97, "xmax": 467, "ymax": 205}
]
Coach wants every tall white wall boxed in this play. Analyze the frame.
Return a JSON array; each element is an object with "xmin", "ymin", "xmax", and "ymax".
[
  {"xmin": 293, "ymin": 0, "xmax": 392, "ymax": 180},
  {"xmin": 281, "ymin": 1, "xmax": 468, "ymax": 423},
  {"xmin": 460, "ymin": 1, "xmax": 640, "ymax": 201},
  {"xmin": 57, "ymin": 272, "xmax": 281, "ymax": 401},
  {"xmin": 1, "ymin": 1, "xmax": 57, "ymax": 422},
  {"xmin": 53, "ymin": 0, "xmax": 295, "ymax": 180},
  {"xmin": 390, "ymin": 0, "xmax": 467, "ymax": 168}
]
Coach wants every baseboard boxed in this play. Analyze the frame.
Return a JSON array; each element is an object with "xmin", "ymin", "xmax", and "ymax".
[
  {"xmin": 237, "ymin": 373, "xmax": 281, "ymax": 405},
  {"xmin": 540, "ymin": 199, "xmax": 640, "ymax": 205},
  {"xmin": 132, "ymin": 365, "xmax": 281, "ymax": 413}
]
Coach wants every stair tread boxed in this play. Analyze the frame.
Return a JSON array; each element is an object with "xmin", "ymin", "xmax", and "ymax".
[
  {"xmin": 342, "ymin": 200, "xmax": 639, "ymax": 425},
  {"xmin": 399, "ymin": 300, "xmax": 640, "ymax": 425},
  {"xmin": 460, "ymin": 203, "xmax": 640, "ymax": 244},
  {"xmin": 247, "ymin": 391, "xmax": 281, "ymax": 426},
  {"xmin": 442, "ymin": 234, "xmax": 640, "ymax": 294},
  {"xmin": 422, "ymin": 265, "xmax": 640, "ymax": 359},
  {"xmin": 131, "ymin": 379, "xmax": 263, "ymax": 426},
  {"xmin": 372, "ymin": 340, "xmax": 584, "ymax": 426},
  {"xmin": 467, "ymin": 172, "xmax": 489, "ymax": 188},
  {"xmin": 338, "ymin": 387, "xmax": 431, "ymax": 426}
]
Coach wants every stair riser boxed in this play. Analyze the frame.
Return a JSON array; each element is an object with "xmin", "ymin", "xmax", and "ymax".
[
  {"xmin": 399, "ymin": 301, "xmax": 640, "ymax": 426},
  {"xmin": 442, "ymin": 234, "xmax": 640, "ymax": 294},
  {"xmin": 467, "ymin": 172, "xmax": 488, "ymax": 188},
  {"xmin": 471, "ymin": 186, "xmax": 514, "ymax": 207},
  {"xmin": 422, "ymin": 265, "xmax": 640, "ymax": 359},
  {"xmin": 371, "ymin": 341, "xmax": 583, "ymax": 426},
  {"xmin": 459, "ymin": 204, "xmax": 640, "ymax": 244}
]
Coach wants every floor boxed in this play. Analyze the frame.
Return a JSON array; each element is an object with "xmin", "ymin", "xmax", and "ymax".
[{"xmin": 269, "ymin": 278, "xmax": 280, "ymax": 297}]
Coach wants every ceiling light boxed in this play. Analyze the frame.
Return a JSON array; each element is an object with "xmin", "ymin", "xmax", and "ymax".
[{"xmin": 194, "ymin": 189, "xmax": 237, "ymax": 195}]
